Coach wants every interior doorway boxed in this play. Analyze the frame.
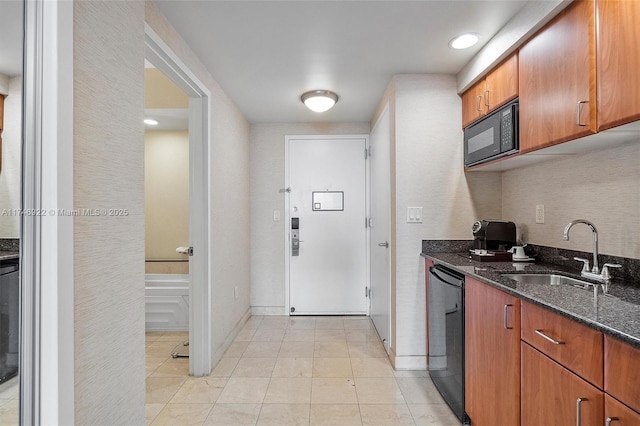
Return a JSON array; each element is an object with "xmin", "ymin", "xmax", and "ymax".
[
  {"xmin": 285, "ymin": 135, "xmax": 369, "ymax": 315},
  {"xmin": 145, "ymin": 25, "xmax": 212, "ymax": 376}
]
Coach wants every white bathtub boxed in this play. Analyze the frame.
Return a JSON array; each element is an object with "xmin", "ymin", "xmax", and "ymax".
[{"xmin": 145, "ymin": 274, "xmax": 189, "ymax": 331}]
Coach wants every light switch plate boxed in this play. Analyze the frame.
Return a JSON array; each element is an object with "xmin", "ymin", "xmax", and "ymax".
[
  {"xmin": 273, "ymin": 210, "xmax": 281, "ymax": 221},
  {"xmin": 535, "ymin": 204, "xmax": 545, "ymax": 224},
  {"xmin": 407, "ymin": 207, "xmax": 423, "ymax": 223}
]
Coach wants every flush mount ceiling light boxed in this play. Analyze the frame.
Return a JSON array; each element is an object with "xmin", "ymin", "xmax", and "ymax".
[
  {"xmin": 449, "ymin": 33, "xmax": 479, "ymax": 50},
  {"xmin": 144, "ymin": 118, "xmax": 159, "ymax": 126},
  {"xmin": 301, "ymin": 90, "xmax": 339, "ymax": 113}
]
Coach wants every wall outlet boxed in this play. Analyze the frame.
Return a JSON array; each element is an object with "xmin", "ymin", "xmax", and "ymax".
[
  {"xmin": 535, "ymin": 204, "xmax": 545, "ymax": 224},
  {"xmin": 234, "ymin": 286, "xmax": 239, "ymax": 300},
  {"xmin": 407, "ymin": 207, "xmax": 423, "ymax": 223}
]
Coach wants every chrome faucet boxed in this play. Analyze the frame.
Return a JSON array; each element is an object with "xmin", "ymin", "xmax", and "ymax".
[
  {"xmin": 563, "ymin": 219, "xmax": 622, "ymax": 283},
  {"xmin": 563, "ymin": 219, "xmax": 599, "ymax": 273}
]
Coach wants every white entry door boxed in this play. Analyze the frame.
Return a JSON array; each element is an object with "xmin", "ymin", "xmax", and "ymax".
[
  {"xmin": 369, "ymin": 105, "xmax": 392, "ymax": 352},
  {"xmin": 287, "ymin": 136, "xmax": 368, "ymax": 315}
]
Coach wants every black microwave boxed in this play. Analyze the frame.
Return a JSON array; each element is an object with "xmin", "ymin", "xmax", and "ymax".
[{"xmin": 464, "ymin": 99, "xmax": 518, "ymax": 166}]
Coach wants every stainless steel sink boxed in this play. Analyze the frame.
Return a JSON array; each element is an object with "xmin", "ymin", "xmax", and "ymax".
[{"xmin": 503, "ymin": 273, "xmax": 597, "ymax": 288}]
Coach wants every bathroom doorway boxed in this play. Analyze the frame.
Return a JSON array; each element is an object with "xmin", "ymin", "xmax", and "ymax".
[
  {"xmin": 145, "ymin": 26, "xmax": 212, "ymax": 376},
  {"xmin": 144, "ymin": 60, "xmax": 191, "ymax": 359}
]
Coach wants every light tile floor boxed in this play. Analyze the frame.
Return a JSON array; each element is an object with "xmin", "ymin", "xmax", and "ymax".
[
  {"xmin": 0, "ymin": 376, "xmax": 19, "ymax": 426},
  {"xmin": 146, "ymin": 316, "xmax": 460, "ymax": 425}
]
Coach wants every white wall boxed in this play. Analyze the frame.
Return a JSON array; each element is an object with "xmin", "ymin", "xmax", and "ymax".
[
  {"xmin": 70, "ymin": 1, "xmax": 253, "ymax": 422},
  {"xmin": 0, "ymin": 76, "xmax": 21, "ymax": 238},
  {"xmin": 249, "ymin": 123, "xmax": 370, "ymax": 314},
  {"xmin": 73, "ymin": 1, "xmax": 146, "ymax": 423},
  {"xmin": 145, "ymin": 1, "xmax": 253, "ymax": 366},
  {"xmin": 502, "ymin": 141, "xmax": 640, "ymax": 260},
  {"xmin": 382, "ymin": 74, "xmax": 502, "ymax": 368}
]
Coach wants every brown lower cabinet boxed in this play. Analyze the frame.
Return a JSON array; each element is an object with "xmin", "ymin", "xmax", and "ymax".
[
  {"xmin": 464, "ymin": 277, "xmax": 520, "ymax": 425},
  {"xmin": 521, "ymin": 342, "xmax": 603, "ymax": 426},
  {"xmin": 605, "ymin": 394, "xmax": 640, "ymax": 426}
]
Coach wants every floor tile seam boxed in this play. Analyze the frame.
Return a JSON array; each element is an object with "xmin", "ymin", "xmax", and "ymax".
[{"xmin": 150, "ymin": 402, "xmax": 215, "ymax": 426}]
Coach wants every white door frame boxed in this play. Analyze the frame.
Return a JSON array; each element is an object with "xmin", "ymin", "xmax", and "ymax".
[
  {"xmin": 145, "ymin": 24, "xmax": 212, "ymax": 376},
  {"xmin": 23, "ymin": 0, "xmax": 75, "ymax": 423},
  {"xmin": 284, "ymin": 134, "xmax": 371, "ymax": 316}
]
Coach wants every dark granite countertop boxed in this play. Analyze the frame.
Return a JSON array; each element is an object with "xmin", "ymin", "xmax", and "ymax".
[
  {"xmin": 422, "ymin": 251, "xmax": 640, "ymax": 349},
  {"xmin": 0, "ymin": 251, "xmax": 19, "ymax": 261}
]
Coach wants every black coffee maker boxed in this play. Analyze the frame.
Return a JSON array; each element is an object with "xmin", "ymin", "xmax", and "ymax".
[{"xmin": 472, "ymin": 220, "xmax": 517, "ymax": 251}]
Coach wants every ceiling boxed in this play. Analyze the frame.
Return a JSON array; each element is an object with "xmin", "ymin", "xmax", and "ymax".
[
  {"xmin": 0, "ymin": 0, "xmax": 23, "ymax": 77},
  {"xmin": 153, "ymin": 0, "xmax": 529, "ymax": 124}
]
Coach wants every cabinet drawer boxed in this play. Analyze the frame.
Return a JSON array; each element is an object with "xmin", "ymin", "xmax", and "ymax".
[
  {"xmin": 521, "ymin": 300, "xmax": 603, "ymax": 388},
  {"xmin": 605, "ymin": 336, "xmax": 640, "ymax": 413}
]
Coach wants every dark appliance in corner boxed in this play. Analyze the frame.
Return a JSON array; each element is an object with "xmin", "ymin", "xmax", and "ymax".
[
  {"xmin": 428, "ymin": 264, "xmax": 469, "ymax": 424},
  {"xmin": 472, "ymin": 219, "xmax": 517, "ymax": 251},
  {"xmin": 0, "ymin": 257, "xmax": 19, "ymax": 384}
]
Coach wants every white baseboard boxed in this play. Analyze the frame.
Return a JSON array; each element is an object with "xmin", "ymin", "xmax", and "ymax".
[
  {"xmin": 251, "ymin": 306, "xmax": 287, "ymax": 316},
  {"xmin": 211, "ymin": 307, "xmax": 252, "ymax": 366},
  {"xmin": 393, "ymin": 355, "xmax": 427, "ymax": 371}
]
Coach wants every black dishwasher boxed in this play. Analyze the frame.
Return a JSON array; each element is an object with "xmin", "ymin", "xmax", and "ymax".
[
  {"xmin": 0, "ymin": 258, "xmax": 19, "ymax": 384},
  {"xmin": 428, "ymin": 264, "xmax": 468, "ymax": 424}
]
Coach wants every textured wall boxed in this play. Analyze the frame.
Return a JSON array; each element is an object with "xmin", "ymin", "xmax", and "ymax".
[
  {"xmin": 0, "ymin": 76, "xmax": 21, "ymax": 238},
  {"xmin": 144, "ymin": 130, "xmax": 189, "ymax": 261},
  {"xmin": 73, "ymin": 1, "xmax": 146, "ymax": 424},
  {"xmin": 145, "ymin": 1, "xmax": 252, "ymax": 363},
  {"xmin": 249, "ymin": 123, "xmax": 370, "ymax": 313},
  {"xmin": 391, "ymin": 75, "xmax": 502, "ymax": 365},
  {"xmin": 502, "ymin": 141, "xmax": 640, "ymax": 260}
]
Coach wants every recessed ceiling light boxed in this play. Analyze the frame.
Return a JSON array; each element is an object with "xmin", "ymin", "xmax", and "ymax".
[
  {"xmin": 301, "ymin": 90, "xmax": 339, "ymax": 113},
  {"xmin": 144, "ymin": 118, "xmax": 159, "ymax": 126},
  {"xmin": 449, "ymin": 33, "xmax": 479, "ymax": 50}
]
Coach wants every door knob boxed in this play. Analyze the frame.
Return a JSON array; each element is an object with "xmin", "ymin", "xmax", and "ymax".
[
  {"xmin": 176, "ymin": 246, "xmax": 193, "ymax": 256},
  {"xmin": 378, "ymin": 242, "xmax": 389, "ymax": 248}
]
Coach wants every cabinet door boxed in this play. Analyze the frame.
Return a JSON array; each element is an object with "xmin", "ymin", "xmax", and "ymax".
[
  {"xmin": 461, "ymin": 79, "xmax": 486, "ymax": 129},
  {"xmin": 604, "ymin": 336, "xmax": 640, "ymax": 413},
  {"xmin": 522, "ymin": 343, "xmax": 603, "ymax": 426},
  {"xmin": 519, "ymin": 0, "xmax": 597, "ymax": 153},
  {"xmin": 485, "ymin": 53, "xmax": 518, "ymax": 113},
  {"xmin": 465, "ymin": 278, "xmax": 520, "ymax": 425},
  {"xmin": 597, "ymin": 0, "xmax": 640, "ymax": 130},
  {"xmin": 605, "ymin": 394, "xmax": 640, "ymax": 426}
]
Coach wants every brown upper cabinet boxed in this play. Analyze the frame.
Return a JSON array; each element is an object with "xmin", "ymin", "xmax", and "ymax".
[
  {"xmin": 0, "ymin": 94, "xmax": 4, "ymax": 132},
  {"xmin": 518, "ymin": 0, "xmax": 597, "ymax": 153},
  {"xmin": 597, "ymin": 0, "xmax": 640, "ymax": 131},
  {"xmin": 461, "ymin": 53, "xmax": 518, "ymax": 129},
  {"xmin": 0, "ymin": 95, "xmax": 4, "ymax": 171}
]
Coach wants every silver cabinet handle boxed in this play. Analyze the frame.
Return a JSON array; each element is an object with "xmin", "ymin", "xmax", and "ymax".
[
  {"xmin": 535, "ymin": 329, "xmax": 565, "ymax": 345},
  {"xmin": 484, "ymin": 90, "xmax": 490, "ymax": 108},
  {"xmin": 606, "ymin": 417, "xmax": 619, "ymax": 426},
  {"xmin": 503, "ymin": 304, "xmax": 513, "ymax": 330},
  {"xmin": 378, "ymin": 242, "xmax": 389, "ymax": 248},
  {"xmin": 476, "ymin": 95, "xmax": 483, "ymax": 113},
  {"xmin": 576, "ymin": 397, "xmax": 587, "ymax": 426},
  {"xmin": 576, "ymin": 101, "xmax": 588, "ymax": 126}
]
